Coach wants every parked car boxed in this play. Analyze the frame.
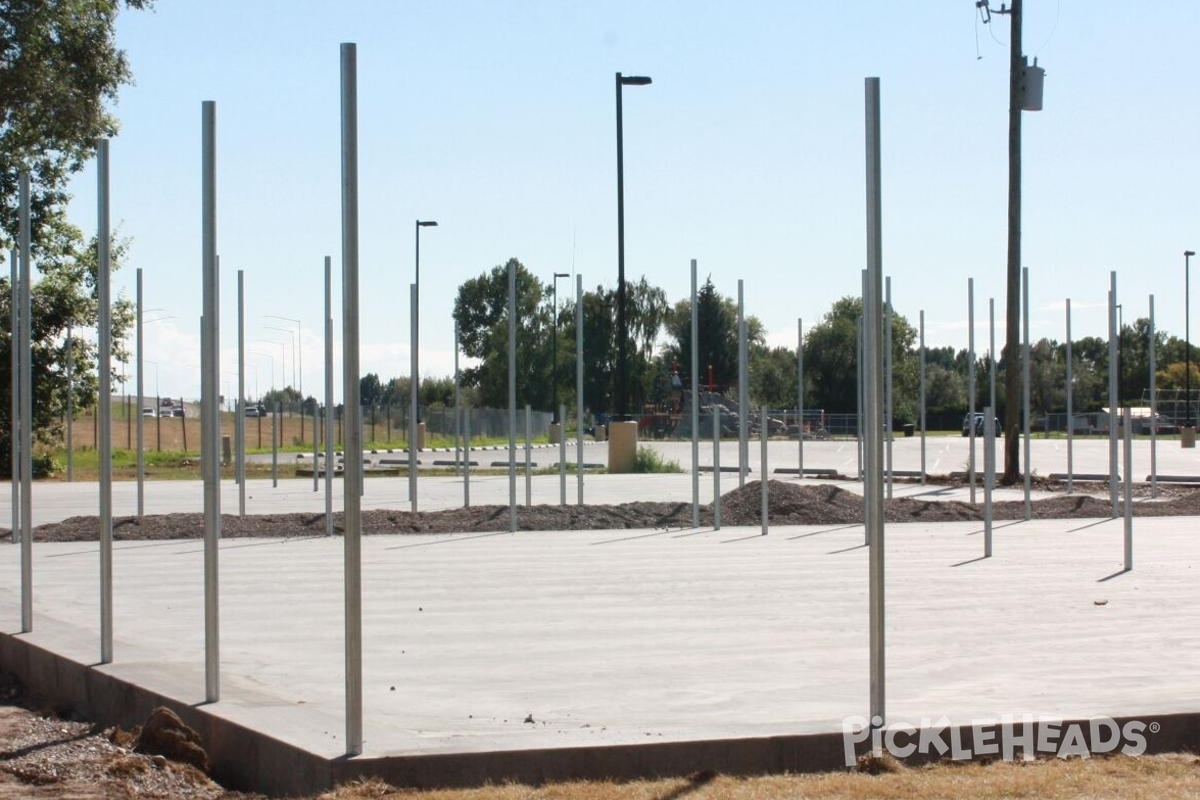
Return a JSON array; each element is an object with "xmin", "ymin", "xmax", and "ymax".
[
  {"xmin": 141, "ymin": 407, "xmax": 157, "ymax": 417},
  {"xmin": 159, "ymin": 397, "xmax": 175, "ymax": 408},
  {"xmin": 244, "ymin": 404, "xmax": 266, "ymax": 417},
  {"xmin": 171, "ymin": 407, "xmax": 185, "ymax": 418},
  {"xmin": 962, "ymin": 413, "xmax": 1002, "ymax": 437}
]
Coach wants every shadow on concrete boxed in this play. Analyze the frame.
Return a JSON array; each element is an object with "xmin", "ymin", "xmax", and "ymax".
[
  {"xmin": 590, "ymin": 529, "xmax": 677, "ymax": 546},
  {"xmin": 787, "ymin": 524, "xmax": 861, "ymax": 540},
  {"xmin": 1098, "ymin": 568, "xmax": 1131, "ymax": 583},
  {"xmin": 388, "ymin": 530, "xmax": 512, "ymax": 550},
  {"xmin": 721, "ymin": 533, "xmax": 768, "ymax": 544},
  {"xmin": 1068, "ymin": 518, "xmax": 1120, "ymax": 533},
  {"xmin": 964, "ymin": 520, "xmax": 1024, "ymax": 537},
  {"xmin": 951, "ymin": 555, "xmax": 990, "ymax": 568},
  {"xmin": 670, "ymin": 527, "xmax": 717, "ymax": 539},
  {"xmin": 827, "ymin": 543, "xmax": 867, "ymax": 555}
]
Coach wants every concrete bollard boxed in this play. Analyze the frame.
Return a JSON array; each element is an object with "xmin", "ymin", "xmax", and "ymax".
[{"xmin": 607, "ymin": 420, "xmax": 638, "ymax": 473}]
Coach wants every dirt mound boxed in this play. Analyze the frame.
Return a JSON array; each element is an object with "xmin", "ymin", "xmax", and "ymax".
[
  {"xmin": 134, "ymin": 707, "xmax": 209, "ymax": 773},
  {"xmin": 21, "ymin": 481, "xmax": 1200, "ymax": 543}
]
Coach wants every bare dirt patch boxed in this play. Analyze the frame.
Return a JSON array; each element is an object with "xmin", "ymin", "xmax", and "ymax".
[
  {"xmin": 18, "ymin": 481, "xmax": 1200, "ymax": 543},
  {"xmin": 0, "ymin": 675, "xmax": 252, "ymax": 799}
]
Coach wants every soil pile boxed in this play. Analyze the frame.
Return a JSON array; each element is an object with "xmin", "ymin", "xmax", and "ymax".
[{"xmin": 18, "ymin": 481, "xmax": 1200, "ymax": 543}]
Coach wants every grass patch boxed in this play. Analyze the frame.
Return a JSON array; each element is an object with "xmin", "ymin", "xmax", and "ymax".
[
  {"xmin": 314, "ymin": 753, "xmax": 1200, "ymax": 799},
  {"xmin": 633, "ymin": 447, "xmax": 683, "ymax": 473}
]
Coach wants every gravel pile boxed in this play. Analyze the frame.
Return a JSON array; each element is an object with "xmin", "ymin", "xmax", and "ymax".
[{"xmin": 14, "ymin": 481, "xmax": 1200, "ymax": 543}]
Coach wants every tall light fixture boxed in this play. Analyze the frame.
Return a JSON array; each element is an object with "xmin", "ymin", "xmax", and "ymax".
[
  {"xmin": 1187, "ymin": 250, "xmax": 1195, "ymax": 427},
  {"xmin": 264, "ymin": 314, "xmax": 301, "ymax": 399},
  {"xmin": 414, "ymin": 220, "xmax": 438, "ymax": 425},
  {"xmin": 615, "ymin": 72, "xmax": 651, "ymax": 420},
  {"xmin": 551, "ymin": 272, "xmax": 569, "ymax": 424}
]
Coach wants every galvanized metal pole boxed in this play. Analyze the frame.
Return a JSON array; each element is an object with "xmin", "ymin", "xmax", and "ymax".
[
  {"xmin": 968, "ymin": 278, "xmax": 976, "ymax": 505},
  {"xmin": 558, "ymin": 403, "xmax": 566, "ymax": 506},
  {"xmin": 199, "ymin": 105, "xmax": 220, "ymax": 702},
  {"xmin": 271, "ymin": 404, "xmax": 278, "ymax": 487},
  {"xmin": 1123, "ymin": 408, "xmax": 1133, "ymax": 570},
  {"xmin": 237, "ymin": 270, "xmax": 246, "ymax": 516},
  {"xmin": 858, "ymin": 319, "xmax": 864, "ymax": 484},
  {"xmin": 324, "ymin": 255, "xmax": 334, "ymax": 537},
  {"xmin": 1108, "ymin": 272, "xmax": 1118, "ymax": 517},
  {"xmin": 136, "ymin": 267, "xmax": 145, "ymax": 517},
  {"xmin": 508, "ymin": 259, "xmax": 517, "ymax": 533},
  {"xmin": 864, "ymin": 77, "xmax": 886, "ymax": 731},
  {"xmin": 409, "ymin": 283, "xmax": 418, "ymax": 513},
  {"xmin": 1066, "ymin": 298, "xmax": 1073, "ymax": 493},
  {"xmin": 1022, "ymin": 267, "xmax": 1031, "ymax": 521},
  {"xmin": 463, "ymin": 407, "xmax": 471, "ymax": 507},
  {"xmin": 98, "ymin": 142, "xmax": 115, "ymax": 662},
  {"xmin": 691, "ymin": 260, "xmax": 700, "ymax": 526},
  {"xmin": 524, "ymin": 404, "xmax": 532, "ymax": 507},
  {"xmin": 984, "ymin": 408, "xmax": 994, "ymax": 558},
  {"xmin": 18, "ymin": 174, "xmax": 32, "ymax": 633},
  {"xmin": 576, "ymin": 274, "xmax": 584, "ymax": 506},
  {"xmin": 737, "ymin": 280, "xmax": 747, "ymax": 487},
  {"xmin": 1149, "ymin": 295, "xmax": 1158, "ymax": 497},
  {"xmin": 454, "ymin": 322, "xmax": 461, "ymax": 478},
  {"xmin": 918, "ymin": 311, "xmax": 925, "ymax": 484},
  {"xmin": 339, "ymin": 43, "xmax": 363, "ymax": 756},
  {"xmin": 760, "ymin": 405, "xmax": 768, "ymax": 536},
  {"xmin": 885, "ymin": 276, "xmax": 893, "ymax": 500},
  {"xmin": 798, "ymin": 317, "xmax": 805, "ymax": 480},
  {"xmin": 713, "ymin": 407, "xmax": 721, "ymax": 530}
]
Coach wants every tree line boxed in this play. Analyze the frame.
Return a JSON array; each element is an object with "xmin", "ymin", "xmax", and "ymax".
[{"xmin": 448, "ymin": 260, "xmax": 1200, "ymax": 427}]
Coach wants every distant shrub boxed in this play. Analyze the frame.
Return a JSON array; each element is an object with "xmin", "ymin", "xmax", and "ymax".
[{"xmin": 633, "ymin": 447, "xmax": 683, "ymax": 474}]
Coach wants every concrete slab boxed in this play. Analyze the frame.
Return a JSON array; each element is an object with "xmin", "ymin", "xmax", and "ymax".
[{"xmin": 2, "ymin": 514, "xmax": 1199, "ymax": 793}]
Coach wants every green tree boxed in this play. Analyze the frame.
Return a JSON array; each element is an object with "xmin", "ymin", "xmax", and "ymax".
[
  {"xmin": 749, "ymin": 345, "xmax": 798, "ymax": 409},
  {"xmin": 1, "ymin": 233, "xmax": 134, "ymax": 475},
  {"xmin": 2, "ymin": 0, "xmax": 152, "ymax": 245},
  {"xmin": 1, "ymin": 0, "xmax": 151, "ymax": 475},
  {"xmin": 661, "ymin": 277, "xmax": 762, "ymax": 394},
  {"xmin": 359, "ymin": 373, "xmax": 383, "ymax": 406},
  {"xmin": 261, "ymin": 385, "xmax": 302, "ymax": 412},
  {"xmin": 804, "ymin": 297, "xmax": 862, "ymax": 414},
  {"xmin": 453, "ymin": 258, "xmax": 553, "ymax": 410},
  {"xmin": 923, "ymin": 363, "xmax": 966, "ymax": 416},
  {"xmin": 420, "ymin": 376, "xmax": 456, "ymax": 408},
  {"xmin": 803, "ymin": 296, "xmax": 918, "ymax": 423}
]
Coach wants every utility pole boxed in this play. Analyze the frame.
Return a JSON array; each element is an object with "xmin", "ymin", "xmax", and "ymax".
[
  {"xmin": 1003, "ymin": 0, "xmax": 1023, "ymax": 483},
  {"xmin": 978, "ymin": 0, "xmax": 1044, "ymax": 483}
]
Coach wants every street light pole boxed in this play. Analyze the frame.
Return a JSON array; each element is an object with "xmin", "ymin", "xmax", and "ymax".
[
  {"xmin": 615, "ymin": 72, "xmax": 651, "ymax": 420},
  {"xmin": 552, "ymin": 272, "xmax": 569, "ymax": 424},
  {"xmin": 264, "ymin": 314, "xmax": 302, "ymax": 399},
  {"xmin": 1187, "ymin": 250, "xmax": 1195, "ymax": 428},
  {"xmin": 264, "ymin": 325, "xmax": 296, "ymax": 389},
  {"xmin": 414, "ymin": 220, "xmax": 438, "ymax": 428}
]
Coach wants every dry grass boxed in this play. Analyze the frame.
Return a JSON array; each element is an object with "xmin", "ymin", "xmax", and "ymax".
[{"xmin": 315, "ymin": 755, "xmax": 1200, "ymax": 800}]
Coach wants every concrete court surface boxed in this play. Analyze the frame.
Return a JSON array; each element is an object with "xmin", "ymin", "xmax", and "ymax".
[
  {"xmin": 3, "ymin": 437, "xmax": 1200, "ymax": 790},
  {"xmin": 1, "ymin": 515, "xmax": 1199, "ymax": 766}
]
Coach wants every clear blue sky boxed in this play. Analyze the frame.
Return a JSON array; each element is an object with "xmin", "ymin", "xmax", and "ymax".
[{"xmin": 61, "ymin": 1, "xmax": 1200, "ymax": 404}]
